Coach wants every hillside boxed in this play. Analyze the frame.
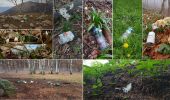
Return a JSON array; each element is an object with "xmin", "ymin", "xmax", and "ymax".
[{"xmin": 1, "ymin": 1, "xmax": 52, "ymax": 14}]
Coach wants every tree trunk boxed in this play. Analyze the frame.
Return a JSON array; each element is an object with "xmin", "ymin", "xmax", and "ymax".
[
  {"xmin": 70, "ymin": 60, "xmax": 73, "ymax": 75},
  {"xmin": 55, "ymin": 60, "xmax": 59, "ymax": 74},
  {"xmin": 160, "ymin": 0, "xmax": 166, "ymax": 15}
]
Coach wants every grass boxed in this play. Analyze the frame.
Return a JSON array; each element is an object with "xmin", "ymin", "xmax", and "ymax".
[{"xmin": 113, "ymin": 0, "xmax": 142, "ymax": 59}]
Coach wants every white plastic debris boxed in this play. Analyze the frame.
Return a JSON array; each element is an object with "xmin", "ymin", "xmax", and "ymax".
[
  {"xmin": 11, "ymin": 44, "xmax": 45, "ymax": 54},
  {"xmin": 59, "ymin": 8, "xmax": 71, "ymax": 20},
  {"xmin": 45, "ymin": 31, "xmax": 48, "ymax": 35},
  {"xmin": 6, "ymin": 39, "xmax": 9, "ymax": 43},
  {"xmin": 69, "ymin": 3, "xmax": 74, "ymax": 9},
  {"xmin": 146, "ymin": 31, "xmax": 155, "ymax": 44},
  {"xmin": 152, "ymin": 23, "xmax": 158, "ymax": 30},
  {"xmin": 121, "ymin": 27, "xmax": 133, "ymax": 40},
  {"xmin": 123, "ymin": 83, "xmax": 132, "ymax": 93},
  {"xmin": 11, "ymin": 45, "xmax": 26, "ymax": 54},
  {"xmin": 30, "ymin": 80, "xmax": 34, "ymax": 84},
  {"xmin": 14, "ymin": 37, "xmax": 19, "ymax": 42},
  {"xmin": 22, "ymin": 80, "xmax": 27, "ymax": 84},
  {"xmin": 58, "ymin": 31, "xmax": 75, "ymax": 44}
]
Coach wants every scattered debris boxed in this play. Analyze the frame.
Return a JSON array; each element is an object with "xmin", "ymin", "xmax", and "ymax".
[
  {"xmin": 146, "ymin": 31, "xmax": 155, "ymax": 45},
  {"xmin": 58, "ymin": 31, "xmax": 75, "ymax": 45},
  {"xmin": 122, "ymin": 83, "xmax": 132, "ymax": 93}
]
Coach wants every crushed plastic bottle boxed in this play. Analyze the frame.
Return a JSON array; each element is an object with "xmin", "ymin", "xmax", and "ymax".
[
  {"xmin": 121, "ymin": 27, "xmax": 133, "ymax": 40},
  {"xmin": 92, "ymin": 27, "xmax": 108, "ymax": 50},
  {"xmin": 58, "ymin": 31, "xmax": 74, "ymax": 45},
  {"xmin": 146, "ymin": 31, "xmax": 155, "ymax": 45}
]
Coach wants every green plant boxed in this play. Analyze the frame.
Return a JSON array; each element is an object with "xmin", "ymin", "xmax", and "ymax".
[
  {"xmin": 88, "ymin": 7, "xmax": 110, "ymax": 32},
  {"xmin": 0, "ymin": 79, "xmax": 16, "ymax": 97}
]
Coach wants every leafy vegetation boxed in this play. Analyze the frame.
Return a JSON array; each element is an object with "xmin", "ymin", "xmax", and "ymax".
[
  {"xmin": 88, "ymin": 7, "xmax": 109, "ymax": 32},
  {"xmin": 84, "ymin": 59, "xmax": 170, "ymax": 99},
  {"xmin": 0, "ymin": 79, "xmax": 16, "ymax": 97}
]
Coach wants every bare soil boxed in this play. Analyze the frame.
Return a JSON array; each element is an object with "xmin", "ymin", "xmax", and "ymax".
[
  {"xmin": 0, "ymin": 72, "xmax": 82, "ymax": 100},
  {"xmin": 0, "ymin": 13, "xmax": 52, "ymax": 29}
]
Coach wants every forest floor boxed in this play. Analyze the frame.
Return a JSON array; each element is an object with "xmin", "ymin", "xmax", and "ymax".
[
  {"xmin": 0, "ymin": 30, "xmax": 52, "ymax": 59},
  {"xmin": 0, "ymin": 72, "xmax": 82, "ymax": 99},
  {"xmin": 0, "ymin": 13, "xmax": 52, "ymax": 29},
  {"xmin": 83, "ymin": 0, "xmax": 112, "ymax": 59},
  {"xmin": 84, "ymin": 69, "xmax": 170, "ymax": 100},
  {"xmin": 53, "ymin": 0, "xmax": 82, "ymax": 59},
  {"xmin": 143, "ymin": 10, "xmax": 170, "ymax": 59}
]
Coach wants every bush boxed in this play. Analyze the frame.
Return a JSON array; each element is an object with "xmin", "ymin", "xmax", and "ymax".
[{"xmin": 0, "ymin": 79, "xmax": 16, "ymax": 97}]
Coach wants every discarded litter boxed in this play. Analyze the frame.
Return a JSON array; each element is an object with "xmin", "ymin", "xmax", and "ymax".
[
  {"xmin": 92, "ymin": 27, "xmax": 108, "ymax": 50},
  {"xmin": 121, "ymin": 27, "xmax": 133, "ymax": 40},
  {"xmin": 122, "ymin": 83, "xmax": 132, "ymax": 93},
  {"xmin": 58, "ymin": 31, "xmax": 75, "ymax": 45},
  {"xmin": 146, "ymin": 31, "xmax": 155, "ymax": 45},
  {"xmin": 11, "ymin": 44, "xmax": 45, "ymax": 54}
]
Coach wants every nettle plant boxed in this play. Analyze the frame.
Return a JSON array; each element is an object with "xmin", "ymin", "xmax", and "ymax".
[{"xmin": 131, "ymin": 60, "xmax": 170, "ymax": 77}]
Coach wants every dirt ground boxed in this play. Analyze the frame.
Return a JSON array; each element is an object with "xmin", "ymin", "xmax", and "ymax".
[
  {"xmin": 0, "ymin": 13, "xmax": 52, "ymax": 29},
  {"xmin": 83, "ymin": 0, "xmax": 112, "ymax": 59},
  {"xmin": 0, "ymin": 72, "xmax": 82, "ymax": 100},
  {"xmin": 84, "ymin": 71, "xmax": 170, "ymax": 100}
]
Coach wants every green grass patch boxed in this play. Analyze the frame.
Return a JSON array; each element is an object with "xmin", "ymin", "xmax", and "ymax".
[{"xmin": 113, "ymin": 0, "xmax": 142, "ymax": 59}]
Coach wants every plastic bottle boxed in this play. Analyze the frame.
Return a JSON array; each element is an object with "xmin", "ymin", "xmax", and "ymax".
[
  {"xmin": 58, "ymin": 31, "xmax": 75, "ymax": 45},
  {"xmin": 121, "ymin": 27, "xmax": 133, "ymax": 40},
  {"xmin": 92, "ymin": 27, "xmax": 108, "ymax": 50}
]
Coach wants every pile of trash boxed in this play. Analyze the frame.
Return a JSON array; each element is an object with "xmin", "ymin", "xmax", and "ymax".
[{"xmin": 144, "ymin": 17, "xmax": 170, "ymax": 58}]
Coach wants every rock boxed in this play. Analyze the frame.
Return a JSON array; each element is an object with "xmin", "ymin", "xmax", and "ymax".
[
  {"xmin": 0, "ymin": 89, "xmax": 4, "ymax": 96},
  {"xmin": 42, "ymin": 20, "xmax": 52, "ymax": 26}
]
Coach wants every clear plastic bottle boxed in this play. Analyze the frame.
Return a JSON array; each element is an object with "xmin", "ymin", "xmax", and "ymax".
[
  {"xmin": 93, "ymin": 27, "xmax": 108, "ymax": 50},
  {"xmin": 121, "ymin": 27, "xmax": 133, "ymax": 40}
]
